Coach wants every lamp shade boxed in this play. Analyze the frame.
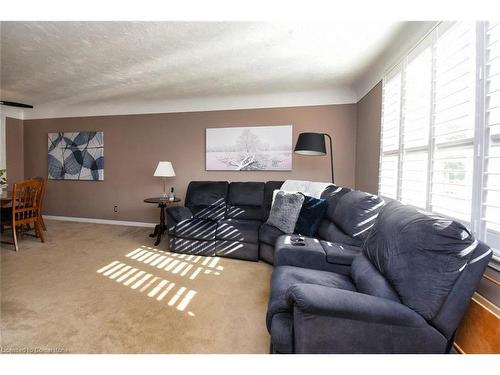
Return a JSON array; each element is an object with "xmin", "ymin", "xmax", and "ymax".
[
  {"xmin": 154, "ymin": 161, "xmax": 175, "ymax": 177},
  {"xmin": 294, "ymin": 132, "xmax": 327, "ymax": 155}
]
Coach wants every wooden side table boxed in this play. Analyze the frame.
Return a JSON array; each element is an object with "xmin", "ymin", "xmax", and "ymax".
[
  {"xmin": 1, "ymin": 191, "xmax": 12, "ymax": 206},
  {"xmin": 144, "ymin": 197, "xmax": 181, "ymax": 246}
]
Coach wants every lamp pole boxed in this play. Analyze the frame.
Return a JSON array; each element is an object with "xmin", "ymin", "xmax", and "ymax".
[{"xmin": 323, "ymin": 133, "xmax": 334, "ymax": 183}]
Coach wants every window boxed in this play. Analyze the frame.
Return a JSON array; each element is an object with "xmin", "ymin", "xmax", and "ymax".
[
  {"xmin": 483, "ymin": 21, "xmax": 500, "ymax": 264},
  {"xmin": 379, "ymin": 21, "xmax": 500, "ymax": 267},
  {"xmin": 379, "ymin": 68, "xmax": 402, "ymax": 199},
  {"xmin": 431, "ymin": 22, "xmax": 476, "ymax": 223},
  {"xmin": 400, "ymin": 39, "xmax": 432, "ymax": 208}
]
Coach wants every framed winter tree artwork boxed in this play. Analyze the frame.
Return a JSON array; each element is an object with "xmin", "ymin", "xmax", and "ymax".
[
  {"xmin": 47, "ymin": 131, "xmax": 104, "ymax": 180},
  {"xmin": 206, "ymin": 125, "xmax": 292, "ymax": 171}
]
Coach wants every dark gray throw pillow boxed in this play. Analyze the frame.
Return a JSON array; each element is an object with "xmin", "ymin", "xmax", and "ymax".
[{"xmin": 266, "ymin": 191, "xmax": 305, "ymax": 234}]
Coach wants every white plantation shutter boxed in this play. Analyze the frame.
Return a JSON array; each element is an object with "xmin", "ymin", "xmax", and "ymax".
[
  {"xmin": 379, "ymin": 68, "xmax": 402, "ymax": 199},
  {"xmin": 400, "ymin": 39, "xmax": 433, "ymax": 208},
  {"xmin": 430, "ymin": 22, "xmax": 476, "ymax": 223},
  {"xmin": 483, "ymin": 21, "xmax": 500, "ymax": 262},
  {"xmin": 379, "ymin": 21, "xmax": 500, "ymax": 267}
]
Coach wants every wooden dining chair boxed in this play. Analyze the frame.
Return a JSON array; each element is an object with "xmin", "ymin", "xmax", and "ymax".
[
  {"xmin": 32, "ymin": 176, "xmax": 47, "ymax": 231},
  {"xmin": 0, "ymin": 179, "xmax": 45, "ymax": 251}
]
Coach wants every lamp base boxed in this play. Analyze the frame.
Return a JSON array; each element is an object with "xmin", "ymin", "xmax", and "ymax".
[{"xmin": 161, "ymin": 177, "xmax": 168, "ymax": 198}]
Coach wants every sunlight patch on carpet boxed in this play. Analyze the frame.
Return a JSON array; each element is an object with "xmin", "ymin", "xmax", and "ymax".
[
  {"xmin": 97, "ymin": 261, "xmax": 197, "ymax": 316},
  {"xmin": 96, "ymin": 246, "xmax": 226, "ymax": 317},
  {"xmin": 124, "ymin": 246, "xmax": 224, "ymax": 279}
]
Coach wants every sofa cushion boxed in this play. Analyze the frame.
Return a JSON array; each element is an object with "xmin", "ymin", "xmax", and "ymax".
[
  {"xmin": 294, "ymin": 195, "xmax": 328, "ymax": 237},
  {"xmin": 166, "ymin": 206, "xmax": 193, "ymax": 226},
  {"xmin": 169, "ymin": 237, "xmax": 216, "ymax": 256},
  {"xmin": 321, "ymin": 185, "xmax": 353, "ymax": 221},
  {"xmin": 259, "ymin": 223, "xmax": 285, "ymax": 246},
  {"xmin": 266, "ymin": 265, "xmax": 356, "ymax": 330},
  {"xmin": 351, "ymin": 254, "xmax": 401, "ymax": 302},
  {"xmin": 185, "ymin": 181, "xmax": 228, "ymax": 220},
  {"xmin": 317, "ymin": 220, "xmax": 363, "ymax": 247},
  {"xmin": 225, "ymin": 205, "xmax": 264, "ymax": 221},
  {"xmin": 190, "ymin": 201, "xmax": 226, "ymax": 220},
  {"xmin": 216, "ymin": 219, "xmax": 261, "ymax": 244},
  {"xmin": 215, "ymin": 240, "xmax": 259, "ymax": 261},
  {"xmin": 228, "ymin": 182, "xmax": 265, "ymax": 206},
  {"xmin": 174, "ymin": 218, "xmax": 217, "ymax": 241},
  {"xmin": 363, "ymin": 200, "xmax": 482, "ymax": 320},
  {"xmin": 333, "ymin": 190, "xmax": 385, "ymax": 240},
  {"xmin": 320, "ymin": 241, "xmax": 361, "ymax": 266},
  {"xmin": 266, "ymin": 191, "xmax": 304, "ymax": 234}
]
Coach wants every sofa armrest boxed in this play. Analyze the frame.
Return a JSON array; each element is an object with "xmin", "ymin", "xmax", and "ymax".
[
  {"xmin": 166, "ymin": 206, "xmax": 193, "ymax": 225},
  {"xmin": 286, "ymin": 284, "xmax": 425, "ymax": 327},
  {"xmin": 274, "ymin": 236, "xmax": 325, "ymax": 266},
  {"xmin": 274, "ymin": 235, "xmax": 351, "ymax": 275},
  {"xmin": 283, "ymin": 284, "xmax": 446, "ymax": 353}
]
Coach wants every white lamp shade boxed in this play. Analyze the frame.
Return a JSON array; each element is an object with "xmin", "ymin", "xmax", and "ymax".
[{"xmin": 154, "ymin": 161, "xmax": 175, "ymax": 177}]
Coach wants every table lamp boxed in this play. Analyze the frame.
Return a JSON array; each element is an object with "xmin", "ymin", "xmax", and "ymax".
[{"xmin": 154, "ymin": 161, "xmax": 175, "ymax": 198}]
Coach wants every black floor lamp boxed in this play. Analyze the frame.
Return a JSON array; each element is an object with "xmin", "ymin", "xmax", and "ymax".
[{"xmin": 294, "ymin": 132, "xmax": 334, "ymax": 183}]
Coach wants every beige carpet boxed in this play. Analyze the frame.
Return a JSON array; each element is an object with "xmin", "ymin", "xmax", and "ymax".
[{"xmin": 0, "ymin": 220, "xmax": 273, "ymax": 353}]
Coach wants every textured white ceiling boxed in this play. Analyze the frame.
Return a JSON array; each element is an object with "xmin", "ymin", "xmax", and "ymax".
[{"xmin": 1, "ymin": 21, "xmax": 405, "ymax": 118}]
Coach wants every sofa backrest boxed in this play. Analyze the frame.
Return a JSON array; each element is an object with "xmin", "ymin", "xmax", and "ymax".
[
  {"xmin": 226, "ymin": 182, "xmax": 266, "ymax": 221},
  {"xmin": 185, "ymin": 181, "xmax": 229, "ymax": 220},
  {"xmin": 316, "ymin": 186, "xmax": 385, "ymax": 246},
  {"xmin": 362, "ymin": 199, "xmax": 492, "ymax": 338},
  {"xmin": 185, "ymin": 181, "xmax": 284, "ymax": 222},
  {"xmin": 334, "ymin": 191, "xmax": 385, "ymax": 239},
  {"xmin": 321, "ymin": 185, "xmax": 352, "ymax": 215}
]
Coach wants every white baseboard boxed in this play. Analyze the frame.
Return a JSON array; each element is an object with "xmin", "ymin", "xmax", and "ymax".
[{"xmin": 43, "ymin": 215, "xmax": 156, "ymax": 228}]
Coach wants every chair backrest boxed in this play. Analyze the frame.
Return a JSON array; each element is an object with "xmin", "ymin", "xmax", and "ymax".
[
  {"xmin": 12, "ymin": 179, "xmax": 44, "ymax": 225},
  {"xmin": 31, "ymin": 176, "xmax": 46, "ymax": 214}
]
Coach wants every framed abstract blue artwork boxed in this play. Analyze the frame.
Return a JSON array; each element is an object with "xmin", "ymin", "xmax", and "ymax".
[{"xmin": 47, "ymin": 131, "xmax": 104, "ymax": 180}]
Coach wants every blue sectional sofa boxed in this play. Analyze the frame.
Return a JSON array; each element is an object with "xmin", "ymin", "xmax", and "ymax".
[
  {"xmin": 166, "ymin": 180, "xmax": 492, "ymax": 353},
  {"xmin": 267, "ymin": 200, "xmax": 492, "ymax": 353},
  {"xmin": 166, "ymin": 181, "xmax": 383, "ymax": 264}
]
